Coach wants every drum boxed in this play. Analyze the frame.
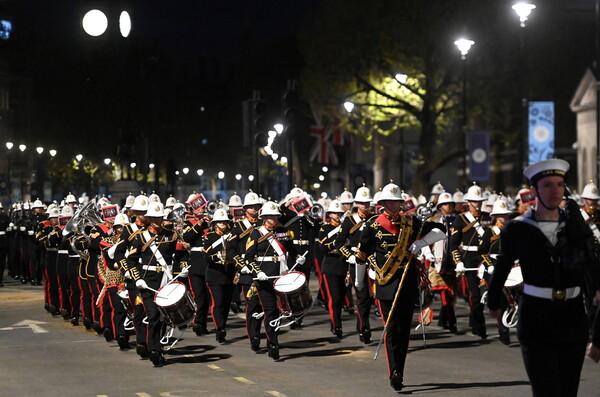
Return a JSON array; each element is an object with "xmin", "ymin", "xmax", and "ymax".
[
  {"xmin": 117, "ymin": 289, "xmax": 134, "ymax": 319},
  {"xmin": 154, "ymin": 281, "xmax": 196, "ymax": 327},
  {"xmin": 504, "ymin": 265, "xmax": 523, "ymax": 288},
  {"xmin": 273, "ymin": 271, "xmax": 313, "ymax": 316}
]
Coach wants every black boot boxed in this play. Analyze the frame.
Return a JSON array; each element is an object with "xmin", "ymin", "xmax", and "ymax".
[
  {"xmin": 149, "ymin": 350, "xmax": 166, "ymax": 367},
  {"xmin": 390, "ymin": 369, "xmax": 404, "ymax": 391},
  {"xmin": 360, "ymin": 329, "xmax": 372, "ymax": 344},
  {"xmin": 268, "ymin": 344, "xmax": 280, "ymax": 361},
  {"xmin": 250, "ymin": 336, "xmax": 261, "ymax": 352}
]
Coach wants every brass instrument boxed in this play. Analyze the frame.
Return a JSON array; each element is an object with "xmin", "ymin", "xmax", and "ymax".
[
  {"xmin": 206, "ymin": 200, "xmax": 219, "ymax": 216},
  {"xmin": 308, "ymin": 203, "xmax": 324, "ymax": 220},
  {"xmin": 64, "ymin": 197, "xmax": 104, "ymax": 261}
]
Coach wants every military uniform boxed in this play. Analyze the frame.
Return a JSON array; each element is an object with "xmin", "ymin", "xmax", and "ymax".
[
  {"xmin": 226, "ymin": 213, "xmax": 262, "ymax": 349},
  {"xmin": 0, "ymin": 208, "xmax": 10, "ymax": 287},
  {"xmin": 449, "ymin": 209, "xmax": 491, "ymax": 337}
]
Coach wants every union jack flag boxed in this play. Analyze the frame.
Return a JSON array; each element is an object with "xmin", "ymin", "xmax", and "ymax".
[{"xmin": 309, "ymin": 119, "xmax": 345, "ymax": 165}]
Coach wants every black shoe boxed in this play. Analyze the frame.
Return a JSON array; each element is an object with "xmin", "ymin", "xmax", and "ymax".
[
  {"xmin": 117, "ymin": 335, "xmax": 130, "ymax": 350},
  {"xmin": 193, "ymin": 323, "xmax": 208, "ymax": 336},
  {"xmin": 21, "ymin": 278, "xmax": 27, "ymax": 284},
  {"xmin": 82, "ymin": 317, "xmax": 92, "ymax": 330},
  {"xmin": 136, "ymin": 344, "xmax": 148, "ymax": 359},
  {"xmin": 389, "ymin": 369, "xmax": 404, "ymax": 391},
  {"xmin": 60, "ymin": 308, "xmax": 69, "ymax": 319},
  {"xmin": 149, "ymin": 350, "xmax": 165, "ymax": 367},
  {"xmin": 103, "ymin": 328, "xmax": 114, "ymax": 342},
  {"xmin": 230, "ymin": 302, "xmax": 240, "ymax": 314},
  {"xmin": 472, "ymin": 325, "xmax": 487, "ymax": 340},
  {"xmin": 333, "ymin": 327, "xmax": 343, "ymax": 338},
  {"xmin": 70, "ymin": 317, "xmax": 79, "ymax": 326},
  {"xmin": 448, "ymin": 323, "xmax": 458, "ymax": 333},
  {"xmin": 317, "ymin": 297, "xmax": 327, "ymax": 309},
  {"xmin": 360, "ymin": 329, "xmax": 372, "ymax": 344},
  {"xmin": 216, "ymin": 329, "xmax": 227, "ymax": 344},
  {"xmin": 268, "ymin": 344, "xmax": 280, "ymax": 361},
  {"xmin": 92, "ymin": 321, "xmax": 104, "ymax": 334},
  {"xmin": 499, "ymin": 329, "xmax": 511, "ymax": 345},
  {"xmin": 290, "ymin": 318, "xmax": 303, "ymax": 329},
  {"xmin": 250, "ymin": 336, "xmax": 261, "ymax": 352},
  {"xmin": 343, "ymin": 305, "xmax": 355, "ymax": 315}
]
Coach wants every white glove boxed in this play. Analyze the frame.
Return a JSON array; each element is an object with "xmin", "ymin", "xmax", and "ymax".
[
  {"xmin": 455, "ymin": 262, "xmax": 466, "ymax": 273},
  {"xmin": 257, "ymin": 271, "xmax": 268, "ymax": 281},
  {"xmin": 124, "ymin": 270, "xmax": 132, "ymax": 280},
  {"xmin": 487, "ymin": 265, "xmax": 494, "ymax": 275},
  {"xmin": 409, "ymin": 239, "xmax": 428, "ymax": 255},
  {"xmin": 135, "ymin": 279, "xmax": 149, "ymax": 290},
  {"xmin": 347, "ymin": 255, "xmax": 357, "ymax": 265},
  {"xmin": 295, "ymin": 255, "xmax": 306, "ymax": 265},
  {"xmin": 179, "ymin": 266, "xmax": 189, "ymax": 278},
  {"xmin": 421, "ymin": 228, "xmax": 447, "ymax": 245},
  {"xmin": 240, "ymin": 266, "xmax": 252, "ymax": 274},
  {"xmin": 421, "ymin": 245, "xmax": 436, "ymax": 263},
  {"xmin": 355, "ymin": 263, "xmax": 366, "ymax": 290}
]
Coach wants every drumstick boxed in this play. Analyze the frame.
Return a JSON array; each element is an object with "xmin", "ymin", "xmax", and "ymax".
[{"xmin": 252, "ymin": 275, "xmax": 279, "ymax": 280}]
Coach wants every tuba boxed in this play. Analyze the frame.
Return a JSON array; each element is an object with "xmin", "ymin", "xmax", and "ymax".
[{"xmin": 63, "ymin": 197, "xmax": 104, "ymax": 262}]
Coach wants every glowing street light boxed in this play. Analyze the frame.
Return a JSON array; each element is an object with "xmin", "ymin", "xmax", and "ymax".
[
  {"xmin": 319, "ymin": 175, "xmax": 325, "ymax": 181},
  {"xmin": 274, "ymin": 124, "xmax": 284, "ymax": 135},
  {"xmin": 322, "ymin": 166, "xmax": 328, "ymax": 172},
  {"xmin": 82, "ymin": 9, "xmax": 108, "ymax": 37},
  {"xmin": 6, "ymin": 142, "xmax": 13, "ymax": 150},
  {"xmin": 235, "ymin": 174, "xmax": 242, "ymax": 181},
  {"xmin": 454, "ymin": 38, "xmax": 475, "ymax": 60},
  {"xmin": 196, "ymin": 169, "xmax": 204, "ymax": 176},
  {"xmin": 395, "ymin": 73, "xmax": 408, "ymax": 84},
  {"xmin": 104, "ymin": 158, "xmax": 111, "ymax": 165},
  {"xmin": 119, "ymin": 11, "xmax": 131, "ymax": 38},
  {"xmin": 149, "ymin": 163, "xmax": 155, "ymax": 169},
  {"xmin": 512, "ymin": 2, "xmax": 536, "ymax": 27},
  {"xmin": 182, "ymin": 167, "xmax": 189, "ymax": 175},
  {"xmin": 218, "ymin": 171, "xmax": 225, "ymax": 179},
  {"xmin": 49, "ymin": 149, "xmax": 57, "ymax": 157},
  {"xmin": 75, "ymin": 154, "xmax": 83, "ymax": 162},
  {"xmin": 175, "ymin": 171, "xmax": 180, "ymax": 176},
  {"xmin": 248, "ymin": 175, "xmax": 254, "ymax": 181},
  {"xmin": 36, "ymin": 147, "xmax": 44, "ymax": 155},
  {"xmin": 271, "ymin": 153, "xmax": 279, "ymax": 161},
  {"xmin": 343, "ymin": 101, "xmax": 354, "ymax": 113},
  {"xmin": 19, "ymin": 144, "xmax": 26, "ymax": 152},
  {"xmin": 280, "ymin": 156, "xmax": 288, "ymax": 164},
  {"xmin": 130, "ymin": 162, "xmax": 136, "ymax": 169}
]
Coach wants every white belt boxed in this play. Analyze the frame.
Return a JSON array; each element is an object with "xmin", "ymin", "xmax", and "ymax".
[
  {"xmin": 142, "ymin": 265, "xmax": 163, "ymax": 272},
  {"xmin": 190, "ymin": 247, "xmax": 204, "ymax": 252},
  {"xmin": 490, "ymin": 254, "xmax": 498, "ymax": 259},
  {"xmin": 256, "ymin": 255, "xmax": 285, "ymax": 262},
  {"xmin": 292, "ymin": 240, "xmax": 310, "ymax": 245},
  {"xmin": 58, "ymin": 250, "xmax": 69, "ymax": 254},
  {"xmin": 461, "ymin": 245, "xmax": 479, "ymax": 252},
  {"xmin": 69, "ymin": 255, "xmax": 79, "ymax": 258},
  {"xmin": 46, "ymin": 248, "xmax": 58, "ymax": 252},
  {"xmin": 350, "ymin": 247, "xmax": 358, "ymax": 253},
  {"xmin": 0, "ymin": 231, "xmax": 5, "ymax": 235},
  {"xmin": 523, "ymin": 284, "xmax": 581, "ymax": 301}
]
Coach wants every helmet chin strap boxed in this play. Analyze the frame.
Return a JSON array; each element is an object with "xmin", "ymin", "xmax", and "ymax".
[{"xmin": 534, "ymin": 189, "xmax": 558, "ymax": 211}]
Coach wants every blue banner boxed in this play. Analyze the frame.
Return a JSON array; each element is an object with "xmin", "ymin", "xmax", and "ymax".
[
  {"xmin": 528, "ymin": 101, "xmax": 554, "ymax": 165},
  {"xmin": 469, "ymin": 129, "xmax": 489, "ymax": 181}
]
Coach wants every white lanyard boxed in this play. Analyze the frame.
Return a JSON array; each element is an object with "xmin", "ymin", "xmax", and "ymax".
[
  {"xmin": 464, "ymin": 212, "xmax": 485, "ymax": 237},
  {"xmin": 142, "ymin": 230, "xmax": 172, "ymax": 279}
]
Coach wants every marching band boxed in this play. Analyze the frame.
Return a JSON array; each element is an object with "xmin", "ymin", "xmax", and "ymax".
[{"xmin": 2, "ymin": 159, "xmax": 600, "ymax": 393}]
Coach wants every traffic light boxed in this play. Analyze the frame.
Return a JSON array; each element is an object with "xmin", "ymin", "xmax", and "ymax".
[
  {"xmin": 282, "ymin": 87, "xmax": 300, "ymax": 138},
  {"xmin": 242, "ymin": 98, "xmax": 268, "ymax": 147}
]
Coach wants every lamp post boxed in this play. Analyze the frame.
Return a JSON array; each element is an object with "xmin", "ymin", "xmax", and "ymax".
[
  {"xmin": 454, "ymin": 38, "xmax": 475, "ymax": 186},
  {"xmin": 512, "ymin": 1, "xmax": 535, "ymax": 178}
]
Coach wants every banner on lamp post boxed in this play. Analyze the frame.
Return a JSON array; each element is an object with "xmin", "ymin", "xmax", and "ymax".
[
  {"xmin": 528, "ymin": 101, "xmax": 554, "ymax": 165},
  {"xmin": 469, "ymin": 129, "xmax": 489, "ymax": 181}
]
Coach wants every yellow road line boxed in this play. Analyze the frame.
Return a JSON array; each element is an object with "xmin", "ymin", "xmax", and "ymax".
[
  {"xmin": 266, "ymin": 391, "xmax": 287, "ymax": 397},
  {"xmin": 234, "ymin": 377, "xmax": 256, "ymax": 385},
  {"xmin": 207, "ymin": 364, "xmax": 225, "ymax": 371}
]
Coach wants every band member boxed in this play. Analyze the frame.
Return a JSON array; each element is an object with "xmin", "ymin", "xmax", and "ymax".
[
  {"xmin": 336, "ymin": 185, "xmax": 374, "ymax": 343},
  {"xmin": 41, "ymin": 206, "xmax": 61, "ymax": 315},
  {"xmin": 181, "ymin": 193, "xmax": 211, "ymax": 336},
  {"xmin": 488, "ymin": 159, "xmax": 600, "ymax": 396},
  {"xmin": 114, "ymin": 194, "xmax": 150, "ymax": 358},
  {"xmin": 579, "ymin": 180, "xmax": 600, "ymax": 328},
  {"xmin": 0, "ymin": 203, "xmax": 10, "ymax": 288},
  {"xmin": 426, "ymin": 192, "xmax": 458, "ymax": 333},
  {"xmin": 279, "ymin": 187, "xmax": 321, "ymax": 327},
  {"xmin": 317, "ymin": 200, "xmax": 346, "ymax": 337},
  {"xmin": 126, "ymin": 202, "xmax": 178, "ymax": 367},
  {"xmin": 244, "ymin": 201, "xmax": 305, "ymax": 361},
  {"xmin": 204, "ymin": 208, "xmax": 235, "ymax": 344},
  {"xmin": 480, "ymin": 197, "xmax": 513, "ymax": 345},
  {"xmin": 226, "ymin": 191, "xmax": 263, "ymax": 351},
  {"xmin": 51, "ymin": 206, "xmax": 78, "ymax": 323},
  {"xmin": 356, "ymin": 182, "xmax": 444, "ymax": 391},
  {"xmin": 96, "ymin": 213, "xmax": 130, "ymax": 350},
  {"xmin": 449, "ymin": 183, "xmax": 491, "ymax": 338}
]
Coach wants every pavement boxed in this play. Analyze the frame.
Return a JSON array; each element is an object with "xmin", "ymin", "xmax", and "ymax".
[{"xmin": 1, "ymin": 274, "xmax": 599, "ymax": 397}]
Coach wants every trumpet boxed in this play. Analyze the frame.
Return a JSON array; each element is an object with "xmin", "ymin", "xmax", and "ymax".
[
  {"xmin": 308, "ymin": 203, "xmax": 324, "ymax": 220},
  {"xmin": 206, "ymin": 200, "xmax": 219, "ymax": 216}
]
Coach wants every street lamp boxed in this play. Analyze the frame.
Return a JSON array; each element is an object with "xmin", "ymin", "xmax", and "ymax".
[
  {"xmin": 104, "ymin": 158, "xmax": 111, "ymax": 165},
  {"xmin": 196, "ymin": 169, "xmax": 204, "ymax": 176},
  {"xmin": 82, "ymin": 9, "xmax": 108, "ymax": 37},
  {"xmin": 513, "ymin": 1, "xmax": 535, "ymax": 174},
  {"xmin": 19, "ymin": 144, "xmax": 26, "ymax": 152},
  {"xmin": 512, "ymin": 2, "xmax": 536, "ymax": 27},
  {"xmin": 182, "ymin": 167, "xmax": 189, "ymax": 175},
  {"xmin": 274, "ymin": 124, "xmax": 284, "ymax": 135},
  {"xmin": 454, "ymin": 38, "xmax": 475, "ymax": 185},
  {"xmin": 75, "ymin": 154, "xmax": 83, "ymax": 162},
  {"xmin": 49, "ymin": 150, "xmax": 57, "ymax": 157},
  {"xmin": 395, "ymin": 73, "xmax": 408, "ymax": 84},
  {"xmin": 218, "ymin": 171, "xmax": 225, "ymax": 179},
  {"xmin": 5, "ymin": 142, "xmax": 13, "ymax": 150},
  {"xmin": 36, "ymin": 147, "xmax": 44, "ymax": 155},
  {"xmin": 343, "ymin": 101, "xmax": 354, "ymax": 113}
]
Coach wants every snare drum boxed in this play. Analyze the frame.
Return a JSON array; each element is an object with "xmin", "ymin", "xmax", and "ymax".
[
  {"xmin": 273, "ymin": 271, "xmax": 313, "ymax": 316},
  {"xmin": 117, "ymin": 289, "xmax": 134, "ymax": 319},
  {"xmin": 504, "ymin": 265, "xmax": 523, "ymax": 288},
  {"xmin": 154, "ymin": 282, "xmax": 196, "ymax": 327}
]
